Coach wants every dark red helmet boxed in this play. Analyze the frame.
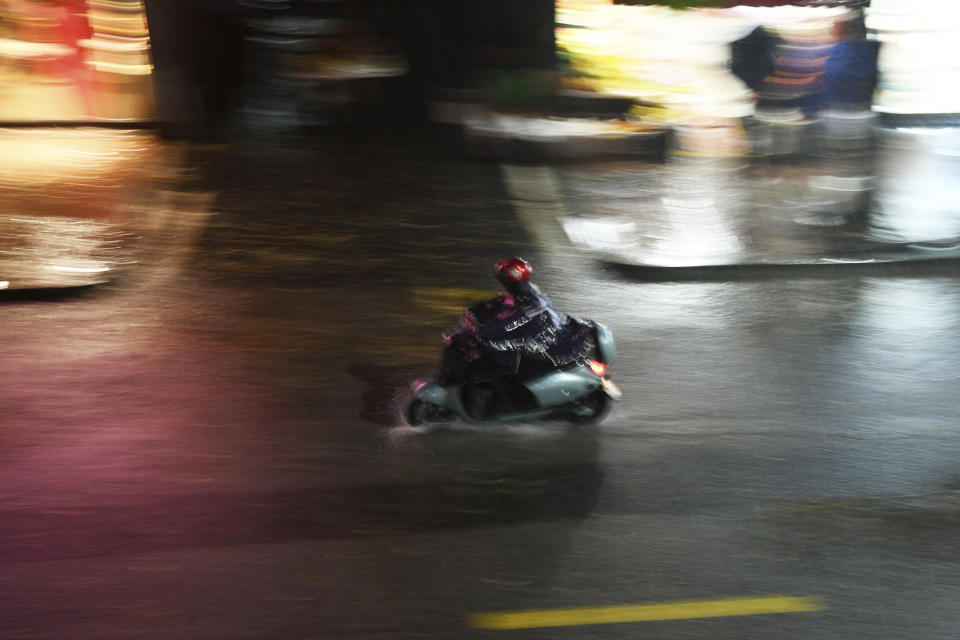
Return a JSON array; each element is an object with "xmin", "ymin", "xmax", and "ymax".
[{"xmin": 495, "ymin": 257, "xmax": 532, "ymax": 287}]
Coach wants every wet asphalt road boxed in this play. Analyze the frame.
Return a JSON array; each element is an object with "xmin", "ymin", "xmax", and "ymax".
[{"xmin": 3, "ymin": 128, "xmax": 960, "ymax": 639}]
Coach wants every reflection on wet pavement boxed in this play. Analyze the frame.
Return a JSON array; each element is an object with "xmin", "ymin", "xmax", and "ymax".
[
  {"xmin": 869, "ymin": 128, "xmax": 960, "ymax": 244},
  {"xmin": 548, "ymin": 126, "xmax": 960, "ymax": 266},
  {"xmin": 0, "ymin": 129, "xmax": 182, "ymax": 289},
  {"xmin": 188, "ymin": 135, "xmax": 531, "ymax": 291}
]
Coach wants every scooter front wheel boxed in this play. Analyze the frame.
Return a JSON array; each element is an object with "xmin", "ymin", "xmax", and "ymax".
[{"xmin": 566, "ymin": 389, "xmax": 609, "ymax": 424}]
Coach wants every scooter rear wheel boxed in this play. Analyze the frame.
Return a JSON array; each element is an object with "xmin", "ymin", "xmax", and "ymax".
[
  {"xmin": 406, "ymin": 399, "xmax": 454, "ymax": 427},
  {"xmin": 406, "ymin": 399, "xmax": 427, "ymax": 426}
]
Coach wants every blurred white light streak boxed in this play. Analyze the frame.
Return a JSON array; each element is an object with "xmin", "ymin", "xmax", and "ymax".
[{"xmin": 45, "ymin": 265, "xmax": 111, "ymax": 274}]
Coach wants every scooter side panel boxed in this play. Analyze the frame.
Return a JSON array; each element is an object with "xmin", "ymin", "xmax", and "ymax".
[
  {"xmin": 494, "ymin": 408, "xmax": 557, "ymax": 423},
  {"xmin": 525, "ymin": 368, "xmax": 602, "ymax": 408},
  {"xmin": 415, "ymin": 381, "xmax": 449, "ymax": 406},
  {"xmin": 416, "ymin": 380, "xmax": 555, "ymax": 424}
]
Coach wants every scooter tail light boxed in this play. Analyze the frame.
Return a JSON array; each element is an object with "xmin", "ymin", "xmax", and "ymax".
[{"xmin": 588, "ymin": 360, "xmax": 608, "ymax": 377}]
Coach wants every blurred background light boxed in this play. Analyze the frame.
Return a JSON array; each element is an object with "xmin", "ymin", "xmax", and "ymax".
[{"xmin": 0, "ymin": 0, "xmax": 153, "ymax": 122}]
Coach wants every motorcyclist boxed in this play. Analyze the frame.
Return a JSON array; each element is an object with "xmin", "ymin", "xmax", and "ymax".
[
  {"xmin": 437, "ymin": 258, "xmax": 594, "ymax": 406},
  {"xmin": 471, "ymin": 257, "xmax": 564, "ymax": 366}
]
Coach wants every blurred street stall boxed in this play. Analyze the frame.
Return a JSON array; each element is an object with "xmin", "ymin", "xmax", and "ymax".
[
  {"xmin": 0, "ymin": 0, "xmax": 153, "ymax": 122},
  {"xmin": 441, "ymin": 1, "xmax": 883, "ymax": 162}
]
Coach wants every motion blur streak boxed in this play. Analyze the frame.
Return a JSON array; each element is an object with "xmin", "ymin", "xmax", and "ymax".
[{"xmin": 867, "ymin": 0, "xmax": 960, "ymax": 116}]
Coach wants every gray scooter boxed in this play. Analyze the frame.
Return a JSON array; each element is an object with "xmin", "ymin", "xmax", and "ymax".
[{"xmin": 406, "ymin": 322, "xmax": 622, "ymax": 427}]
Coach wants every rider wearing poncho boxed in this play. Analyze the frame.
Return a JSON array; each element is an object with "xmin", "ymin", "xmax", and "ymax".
[{"xmin": 439, "ymin": 257, "xmax": 594, "ymax": 386}]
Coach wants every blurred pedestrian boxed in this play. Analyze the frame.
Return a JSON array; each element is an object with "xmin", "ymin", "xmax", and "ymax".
[
  {"xmin": 731, "ymin": 25, "xmax": 780, "ymax": 98},
  {"xmin": 821, "ymin": 13, "xmax": 879, "ymax": 112}
]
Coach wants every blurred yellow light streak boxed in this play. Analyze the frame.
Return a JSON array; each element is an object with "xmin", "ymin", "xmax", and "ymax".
[
  {"xmin": 470, "ymin": 595, "xmax": 825, "ymax": 630},
  {"xmin": 89, "ymin": 61, "xmax": 153, "ymax": 75}
]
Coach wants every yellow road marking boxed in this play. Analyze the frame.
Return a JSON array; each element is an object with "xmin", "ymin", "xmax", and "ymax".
[
  {"xmin": 470, "ymin": 595, "xmax": 824, "ymax": 630},
  {"xmin": 413, "ymin": 287, "xmax": 498, "ymax": 316},
  {"xmin": 413, "ymin": 287, "xmax": 496, "ymax": 301}
]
